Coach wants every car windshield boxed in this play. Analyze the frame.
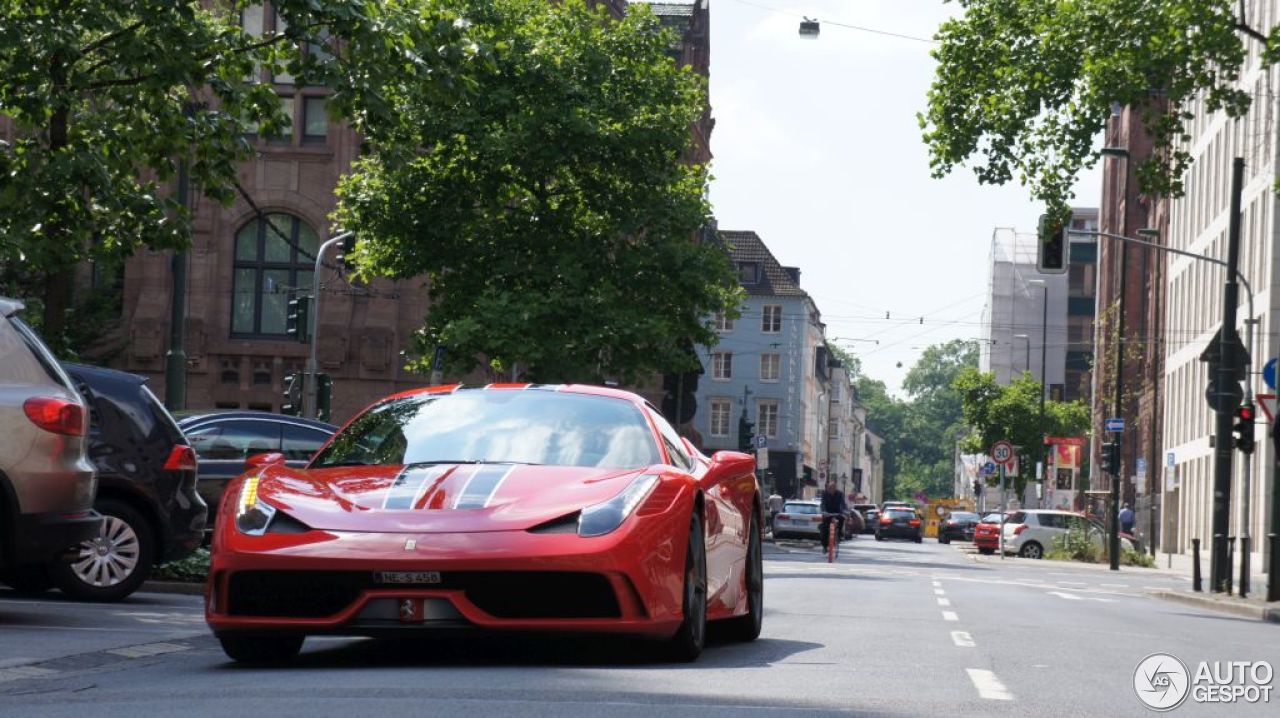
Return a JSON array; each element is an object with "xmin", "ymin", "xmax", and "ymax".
[
  {"xmin": 783, "ymin": 503, "xmax": 819, "ymax": 514},
  {"xmin": 312, "ymin": 389, "xmax": 661, "ymax": 469},
  {"xmin": 950, "ymin": 512, "xmax": 979, "ymax": 522},
  {"xmin": 886, "ymin": 509, "xmax": 916, "ymax": 519},
  {"xmin": 980, "ymin": 513, "xmax": 1005, "ymax": 524}
]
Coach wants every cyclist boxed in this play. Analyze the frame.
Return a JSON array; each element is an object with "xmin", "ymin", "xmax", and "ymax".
[{"xmin": 818, "ymin": 480, "xmax": 847, "ymax": 552}]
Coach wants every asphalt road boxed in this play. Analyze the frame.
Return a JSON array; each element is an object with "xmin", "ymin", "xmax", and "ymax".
[{"xmin": 2, "ymin": 537, "xmax": 1278, "ymax": 717}]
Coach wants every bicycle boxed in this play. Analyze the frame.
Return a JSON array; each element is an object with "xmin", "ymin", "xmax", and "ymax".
[{"xmin": 821, "ymin": 512, "xmax": 844, "ymax": 563}]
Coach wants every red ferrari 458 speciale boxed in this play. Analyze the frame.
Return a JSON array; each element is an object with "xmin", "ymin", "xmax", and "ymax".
[{"xmin": 205, "ymin": 383, "xmax": 763, "ymax": 663}]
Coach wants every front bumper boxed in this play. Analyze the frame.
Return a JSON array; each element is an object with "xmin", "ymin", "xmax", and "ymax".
[{"xmin": 207, "ymin": 513, "xmax": 689, "ymax": 639}]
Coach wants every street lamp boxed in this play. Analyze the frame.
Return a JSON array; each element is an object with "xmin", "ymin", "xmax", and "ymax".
[
  {"xmin": 1101, "ymin": 144, "xmax": 1130, "ymax": 571},
  {"xmin": 1026, "ymin": 278, "xmax": 1049, "ymax": 508}
]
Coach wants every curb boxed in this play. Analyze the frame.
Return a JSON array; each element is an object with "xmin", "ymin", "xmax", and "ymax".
[
  {"xmin": 140, "ymin": 580, "xmax": 205, "ymax": 596},
  {"xmin": 1148, "ymin": 589, "xmax": 1280, "ymax": 623}
]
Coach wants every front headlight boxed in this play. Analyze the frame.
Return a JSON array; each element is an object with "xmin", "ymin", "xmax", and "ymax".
[
  {"xmin": 577, "ymin": 474, "xmax": 659, "ymax": 538},
  {"xmin": 235, "ymin": 476, "xmax": 277, "ymax": 535}
]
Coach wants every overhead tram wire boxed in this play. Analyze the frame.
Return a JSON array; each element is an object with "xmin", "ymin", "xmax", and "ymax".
[{"xmin": 722, "ymin": 0, "xmax": 941, "ymax": 45}]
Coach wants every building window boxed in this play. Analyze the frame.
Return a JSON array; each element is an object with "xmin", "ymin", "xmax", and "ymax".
[
  {"xmin": 757, "ymin": 400, "xmax": 779, "ymax": 438},
  {"xmin": 709, "ymin": 399, "xmax": 731, "ymax": 437},
  {"xmin": 829, "ymin": 418, "xmax": 840, "ymax": 439},
  {"xmin": 303, "ymin": 96, "xmax": 328, "ymax": 142},
  {"xmin": 715, "ymin": 312, "xmax": 734, "ymax": 333},
  {"xmin": 761, "ymin": 305, "xmax": 782, "ymax": 333},
  {"xmin": 760, "ymin": 353, "xmax": 780, "ymax": 382},
  {"xmin": 738, "ymin": 262, "xmax": 760, "ymax": 284},
  {"xmin": 241, "ymin": 4, "xmax": 331, "ymax": 144},
  {"xmin": 232, "ymin": 213, "xmax": 317, "ymax": 337},
  {"xmin": 711, "ymin": 351, "xmax": 733, "ymax": 380}
]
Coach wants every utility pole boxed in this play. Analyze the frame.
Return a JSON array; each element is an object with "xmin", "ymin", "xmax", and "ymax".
[
  {"xmin": 304, "ymin": 231, "xmax": 352, "ymax": 419},
  {"xmin": 1109, "ymin": 227, "xmax": 1127, "ymax": 572},
  {"xmin": 1209, "ymin": 158, "xmax": 1244, "ymax": 593},
  {"xmin": 164, "ymin": 157, "xmax": 190, "ymax": 411}
]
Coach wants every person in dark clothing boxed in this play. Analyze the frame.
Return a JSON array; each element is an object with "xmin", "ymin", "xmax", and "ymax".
[{"xmin": 819, "ymin": 481, "xmax": 848, "ymax": 551}]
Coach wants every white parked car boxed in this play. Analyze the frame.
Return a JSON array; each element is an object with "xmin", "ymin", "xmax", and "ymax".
[
  {"xmin": 772, "ymin": 501, "xmax": 823, "ymax": 540},
  {"xmin": 1002, "ymin": 510, "xmax": 1140, "ymax": 558}
]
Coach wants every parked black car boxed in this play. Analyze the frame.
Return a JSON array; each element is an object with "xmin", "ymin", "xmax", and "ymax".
[
  {"xmin": 937, "ymin": 510, "xmax": 980, "ymax": 544},
  {"xmin": 37, "ymin": 364, "xmax": 207, "ymax": 601},
  {"xmin": 852, "ymin": 503, "xmax": 879, "ymax": 534},
  {"xmin": 875, "ymin": 507, "xmax": 923, "ymax": 543},
  {"xmin": 175, "ymin": 411, "xmax": 336, "ymax": 526}
]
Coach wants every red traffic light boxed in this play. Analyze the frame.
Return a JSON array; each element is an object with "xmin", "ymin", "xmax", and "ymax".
[{"xmin": 1237, "ymin": 404, "xmax": 1254, "ymax": 421}]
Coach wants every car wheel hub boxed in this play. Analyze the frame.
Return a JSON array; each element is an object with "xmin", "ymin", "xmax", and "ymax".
[{"xmin": 71, "ymin": 516, "xmax": 140, "ymax": 588}]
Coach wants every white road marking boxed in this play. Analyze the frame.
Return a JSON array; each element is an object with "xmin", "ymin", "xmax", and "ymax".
[
  {"xmin": 1100, "ymin": 583, "xmax": 1129, "ymax": 588},
  {"xmin": 934, "ymin": 588, "xmax": 946, "ymax": 595},
  {"xmin": 932, "ymin": 580, "xmax": 942, "ymax": 587},
  {"xmin": 1057, "ymin": 581, "xmax": 1088, "ymax": 586},
  {"xmin": 951, "ymin": 631, "xmax": 975, "ymax": 648},
  {"xmin": 966, "ymin": 668, "xmax": 1014, "ymax": 700},
  {"xmin": 0, "ymin": 665, "xmax": 57, "ymax": 683},
  {"xmin": 107, "ymin": 642, "xmax": 190, "ymax": 658},
  {"xmin": 942, "ymin": 610, "xmax": 959, "ymax": 621},
  {"xmin": 937, "ymin": 598, "xmax": 952, "ymax": 607},
  {"xmin": 1047, "ymin": 590, "xmax": 1114, "ymax": 603}
]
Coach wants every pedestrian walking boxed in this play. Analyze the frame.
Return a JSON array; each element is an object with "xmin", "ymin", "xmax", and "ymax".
[{"xmin": 1119, "ymin": 503, "xmax": 1135, "ymax": 534}]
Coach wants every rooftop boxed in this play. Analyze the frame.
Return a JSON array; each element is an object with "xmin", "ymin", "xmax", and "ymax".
[{"xmin": 719, "ymin": 230, "xmax": 808, "ymax": 298}]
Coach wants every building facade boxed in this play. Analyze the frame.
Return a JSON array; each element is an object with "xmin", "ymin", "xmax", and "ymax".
[
  {"xmin": 978, "ymin": 229, "xmax": 1070, "ymax": 392},
  {"xmin": 694, "ymin": 230, "xmax": 827, "ymax": 499}
]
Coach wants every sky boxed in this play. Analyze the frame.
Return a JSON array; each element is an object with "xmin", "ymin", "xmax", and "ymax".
[{"xmin": 706, "ymin": 0, "xmax": 1101, "ymax": 396}]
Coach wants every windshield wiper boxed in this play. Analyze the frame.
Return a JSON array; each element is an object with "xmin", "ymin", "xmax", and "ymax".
[
  {"xmin": 316, "ymin": 459, "xmax": 377, "ymax": 468},
  {"xmin": 409, "ymin": 460, "xmax": 544, "ymax": 467}
]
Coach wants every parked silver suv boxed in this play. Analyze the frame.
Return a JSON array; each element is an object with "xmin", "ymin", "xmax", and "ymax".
[{"xmin": 0, "ymin": 297, "xmax": 100, "ymax": 587}]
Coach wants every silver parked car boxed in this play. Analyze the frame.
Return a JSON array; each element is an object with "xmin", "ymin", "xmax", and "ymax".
[
  {"xmin": 772, "ymin": 500, "xmax": 823, "ymax": 540},
  {"xmin": 0, "ymin": 298, "xmax": 100, "ymax": 591}
]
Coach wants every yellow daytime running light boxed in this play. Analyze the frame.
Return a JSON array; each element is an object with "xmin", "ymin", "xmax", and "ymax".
[{"xmin": 239, "ymin": 476, "xmax": 260, "ymax": 512}]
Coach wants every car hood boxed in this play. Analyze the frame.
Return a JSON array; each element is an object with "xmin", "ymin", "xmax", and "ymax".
[{"xmin": 253, "ymin": 462, "xmax": 649, "ymax": 533}]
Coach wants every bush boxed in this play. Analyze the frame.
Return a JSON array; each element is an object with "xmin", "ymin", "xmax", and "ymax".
[
  {"xmin": 1121, "ymin": 546, "xmax": 1156, "ymax": 568},
  {"xmin": 150, "ymin": 548, "xmax": 210, "ymax": 583},
  {"xmin": 1047, "ymin": 528, "xmax": 1101, "ymax": 563}
]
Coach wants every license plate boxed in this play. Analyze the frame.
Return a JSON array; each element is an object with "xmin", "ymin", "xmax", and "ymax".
[{"xmin": 374, "ymin": 571, "xmax": 442, "ymax": 584}]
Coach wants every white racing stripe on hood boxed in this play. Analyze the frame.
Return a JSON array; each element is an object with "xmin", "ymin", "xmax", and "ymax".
[
  {"xmin": 453, "ymin": 464, "xmax": 515, "ymax": 510},
  {"xmin": 382, "ymin": 465, "xmax": 448, "ymax": 510}
]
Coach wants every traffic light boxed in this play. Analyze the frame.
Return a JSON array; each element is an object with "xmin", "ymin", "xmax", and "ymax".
[
  {"xmin": 1234, "ymin": 403, "xmax": 1256, "ymax": 454},
  {"xmin": 316, "ymin": 373, "xmax": 333, "ymax": 422},
  {"xmin": 335, "ymin": 234, "xmax": 357, "ymax": 272},
  {"xmin": 282, "ymin": 372, "xmax": 303, "ymax": 416},
  {"xmin": 1101, "ymin": 440, "xmax": 1121, "ymax": 475},
  {"xmin": 737, "ymin": 414, "xmax": 755, "ymax": 452},
  {"xmin": 286, "ymin": 295, "xmax": 311, "ymax": 343},
  {"xmin": 1037, "ymin": 213, "xmax": 1068, "ymax": 274},
  {"xmin": 972, "ymin": 479, "xmax": 983, "ymax": 497}
]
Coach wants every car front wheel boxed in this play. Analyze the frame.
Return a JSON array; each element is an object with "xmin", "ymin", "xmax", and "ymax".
[
  {"xmin": 50, "ymin": 499, "xmax": 153, "ymax": 602},
  {"xmin": 667, "ymin": 512, "xmax": 707, "ymax": 662}
]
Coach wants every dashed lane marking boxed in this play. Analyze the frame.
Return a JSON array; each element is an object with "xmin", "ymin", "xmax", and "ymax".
[
  {"xmin": 942, "ymin": 610, "xmax": 959, "ymax": 621},
  {"xmin": 932, "ymin": 580, "xmax": 942, "ymax": 588},
  {"xmin": 966, "ymin": 668, "xmax": 1014, "ymax": 700},
  {"xmin": 106, "ymin": 642, "xmax": 191, "ymax": 659},
  {"xmin": 0, "ymin": 666, "xmax": 58, "ymax": 683},
  {"xmin": 951, "ymin": 631, "xmax": 975, "ymax": 648},
  {"xmin": 937, "ymin": 598, "xmax": 951, "ymax": 607},
  {"xmin": 934, "ymin": 588, "xmax": 946, "ymax": 595}
]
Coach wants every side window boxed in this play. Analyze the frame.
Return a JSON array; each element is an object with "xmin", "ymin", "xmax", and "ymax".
[
  {"xmin": 282, "ymin": 424, "xmax": 332, "ymax": 462},
  {"xmin": 1038, "ymin": 514, "xmax": 1064, "ymax": 529},
  {"xmin": 187, "ymin": 420, "xmax": 282, "ymax": 461},
  {"xmin": 645, "ymin": 405, "xmax": 691, "ymax": 471}
]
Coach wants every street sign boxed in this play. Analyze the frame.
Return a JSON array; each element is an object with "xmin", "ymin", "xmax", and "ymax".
[
  {"xmin": 1199, "ymin": 326, "xmax": 1249, "ymax": 381},
  {"xmin": 1265, "ymin": 358, "xmax": 1278, "ymax": 390},
  {"xmin": 1258, "ymin": 393, "xmax": 1277, "ymax": 423},
  {"xmin": 1136, "ymin": 457, "xmax": 1147, "ymax": 481},
  {"xmin": 1104, "ymin": 417, "xmax": 1124, "ymax": 432},
  {"xmin": 980, "ymin": 461, "xmax": 996, "ymax": 477},
  {"xmin": 990, "ymin": 440, "xmax": 1014, "ymax": 466},
  {"xmin": 756, "ymin": 447, "xmax": 769, "ymax": 470},
  {"xmin": 753, "ymin": 434, "xmax": 767, "ymax": 450}
]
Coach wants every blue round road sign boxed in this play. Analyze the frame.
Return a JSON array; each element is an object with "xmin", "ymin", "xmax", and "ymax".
[{"xmin": 1264, "ymin": 357, "xmax": 1278, "ymax": 391}]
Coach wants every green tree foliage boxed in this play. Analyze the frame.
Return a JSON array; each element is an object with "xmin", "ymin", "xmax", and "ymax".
[
  {"xmin": 0, "ymin": 0, "xmax": 446, "ymax": 350},
  {"xmin": 335, "ymin": 0, "xmax": 739, "ymax": 383},
  {"xmin": 920, "ymin": 0, "xmax": 1265, "ymax": 215},
  {"xmin": 952, "ymin": 366, "xmax": 1091, "ymax": 495}
]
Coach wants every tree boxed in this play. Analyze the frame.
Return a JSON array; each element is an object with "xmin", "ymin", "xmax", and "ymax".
[
  {"xmin": 335, "ymin": 0, "xmax": 739, "ymax": 383},
  {"xmin": 0, "ymin": 1, "xmax": 446, "ymax": 351},
  {"xmin": 953, "ymin": 366, "xmax": 1091, "ymax": 496},
  {"xmin": 921, "ymin": 0, "xmax": 1265, "ymax": 215}
]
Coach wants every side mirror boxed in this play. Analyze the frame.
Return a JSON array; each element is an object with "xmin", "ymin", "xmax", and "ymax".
[
  {"xmin": 245, "ymin": 452, "xmax": 287, "ymax": 469},
  {"xmin": 704, "ymin": 451, "xmax": 756, "ymax": 485}
]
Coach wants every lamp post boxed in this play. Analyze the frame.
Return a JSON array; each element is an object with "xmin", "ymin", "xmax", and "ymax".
[
  {"xmin": 1027, "ymin": 278, "xmax": 1049, "ymax": 508},
  {"xmin": 1101, "ymin": 145, "xmax": 1130, "ymax": 572}
]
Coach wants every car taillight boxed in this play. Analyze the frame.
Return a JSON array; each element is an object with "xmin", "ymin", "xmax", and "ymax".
[
  {"xmin": 908, "ymin": 519, "xmax": 921, "ymax": 527},
  {"xmin": 22, "ymin": 396, "xmax": 84, "ymax": 436},
  {"xmin": 810, "ymin": 515, "xmax": 823, "ymax": 522},
  {"xmin": 880, "ymin": 516, "xmax": 892, "ymax": 524},
  {"xmin": 1013, "ymin": 524, "xmax": 1028, "ymax": 535},
  {"xmin": 164, "ymin": 445, "xmax": 198, "ymax": 472},
  {"xmin": 947, "ymin": 519, "xmax": 957, "ymax": 525},
  {"xmin": 777, "ymin": 514, "xmax": 790, "ymax": 521}
]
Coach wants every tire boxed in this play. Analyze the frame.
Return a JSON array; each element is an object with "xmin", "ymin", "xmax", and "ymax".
[
  {"xmin": 666, "ymin": 512, "xmax": 708, "ymax": 662},
  {"xmin": 219, "ymin": 635, "xmax": 304, "ymax": 663},
  {"xmin": 0, "ymin": 564, "xmax": 54, "ymax": 595},
  {"xmin": 724, "ymin": 512, "xmax": 763, "ymax": 642},
  {"xmin": 913, "ymin": 536, "xmax": 923, "ymax": 544},
  {"xmin": 1018, "ymin": 541, "xmax": 1044, "ymax": 559},
  {"xmin": 49, "ymin": 499, "xmax": 154, "ymax": 602},
  {"xmin": 978, "ymin": 547, "xmax": 995, "ymax": 555}
]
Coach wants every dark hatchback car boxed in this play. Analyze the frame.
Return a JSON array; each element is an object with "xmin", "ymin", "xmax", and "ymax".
[
  {"xmin": 31, "ymin": 364, "xmax": 207, "ymax": 601},
  {"xmin": 175, "ymin": 411, "xmax": 336, "ymax": 526},
  {"xmin": 875, "ymin": 507, "xmax": 923, "ymax": 543},
  {"xmin": 852, "ymin": 503, "xmax": 879, "ymax": 534},
  {"xmin": 937, "ymin": 510, "xmax": 980, "ymax": 544}
]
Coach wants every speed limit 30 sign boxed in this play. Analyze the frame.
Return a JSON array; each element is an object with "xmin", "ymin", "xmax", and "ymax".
[{"xmin": 990, "ymin": 440, "xmax": 1015, "ymax": 467}]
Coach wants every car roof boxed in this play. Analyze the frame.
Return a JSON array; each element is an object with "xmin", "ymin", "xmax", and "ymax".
[
  {"xmin": 0, "ymin": 296, "xmax": 22, "ymax": 317},
  {"xmin": 61, "ymin": 361, "xmax": 148, "ymax": 387},
  {"xmin": 379, "ymin": 383, "xmax": 647, "ymax": 406},
  {"xmin": 175, "ymin": 410, "xmax": 336, "ymax": 432}
]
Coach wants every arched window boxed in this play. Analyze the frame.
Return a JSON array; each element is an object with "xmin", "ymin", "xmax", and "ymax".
[{"xmin": 231, "ymin": 213, "xmax": 317, "ymax": 337}]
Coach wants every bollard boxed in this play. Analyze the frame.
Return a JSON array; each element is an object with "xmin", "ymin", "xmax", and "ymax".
[
  {"xmin": 1241, "ymin": 536, "xmax": 1250, "ymax": 598},
  {"xmin": 1192, "ymin": 538, "xmax": 1202, "ymax": 592},
  {"xmin": 1269, "ymin": 533, "xmax": 1280, "ymax": 602},
  {"xmin": 1226, "ymin": 536, "xmax": 1235, "ymax": 595},
  {"xmin": 1213, "ymin": 533, "xmax": 1227, "ymax": 593}
]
